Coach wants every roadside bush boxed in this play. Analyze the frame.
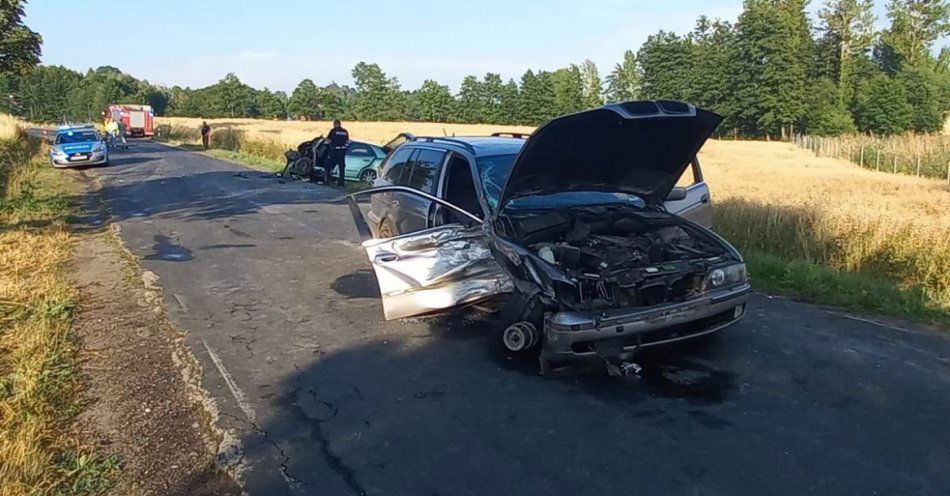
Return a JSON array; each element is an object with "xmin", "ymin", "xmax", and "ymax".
[
  {"xmin": 209, "ymin": 127, "xmax": 244, "ymax": 151},
  {"xmin": 240, "ymin": 138, "xmax": 286, "ymax": 162},
  {"xmin": 154, "ymin": 123, "xmax": 200, "ymax": 143},
  {"xmin": 0, "ymin": 125, "xmax": 42, "ymax": 200}
]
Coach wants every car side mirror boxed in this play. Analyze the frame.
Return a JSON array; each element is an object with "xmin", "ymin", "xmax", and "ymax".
[{"xmin": 666, "ymin": 187, "xmax": 687, "ymax": 201}]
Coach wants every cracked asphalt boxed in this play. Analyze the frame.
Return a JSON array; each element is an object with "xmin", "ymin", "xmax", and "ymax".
[{"xmin": 85, "ymin": 140, "xmax": 950, "ymax": 495}]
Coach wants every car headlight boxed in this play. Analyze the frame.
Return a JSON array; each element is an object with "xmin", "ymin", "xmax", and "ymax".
[
  {"xmin": 51, "ymin": 146, "xmax": 66, "ymax": 156},
  {"xmin": 703, "ymin": 263, "xmax": 747, "ymax": 290},
  {"xmin": 92, "ymin": 142, "xmax": 105, "ymax": 152}
]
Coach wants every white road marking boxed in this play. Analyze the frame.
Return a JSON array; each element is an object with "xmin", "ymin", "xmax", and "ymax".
[
  {"xmin": 201, "ymin": 339, "xmax": 257, "ymax": 424},
  {"xmin": 827, "ymin": 311, "xmax": 915, "ymax": 334}
]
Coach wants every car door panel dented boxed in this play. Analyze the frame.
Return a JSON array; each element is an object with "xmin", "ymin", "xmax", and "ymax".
[{"xmin": 363, "ymin": 225, "xmax": 512, "ymax": 320}]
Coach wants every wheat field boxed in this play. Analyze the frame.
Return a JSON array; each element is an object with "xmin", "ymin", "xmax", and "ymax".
[{"xmin": 157, "ymin": 116, "xmax": 536, "ymax": 147}]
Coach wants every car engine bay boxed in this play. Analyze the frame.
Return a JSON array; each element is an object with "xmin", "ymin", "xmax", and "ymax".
[{"xmin": 504, "ymin": 205, "xmax": 731, "ymax": 311}]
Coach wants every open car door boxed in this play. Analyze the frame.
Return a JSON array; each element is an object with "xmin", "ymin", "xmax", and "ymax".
[
  {"xmin": 347, "ymin": 186, "xmax": 512, "ymax": 320},
  {"xmin": 663, "ymin": 156, "xmax": 712, "ymax": 228},
  {"xmin": 381, "ymin": 132, "xmax": 417, "ymax": 155}
]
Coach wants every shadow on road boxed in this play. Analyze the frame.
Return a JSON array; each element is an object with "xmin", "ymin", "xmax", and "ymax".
[
  {"xmin": 231, "ymin": 307, "xmax": 749, "ymax": 495},
  {"xmin": 66, "ymin": 169, "xmax": 346, "ymax": 225}
]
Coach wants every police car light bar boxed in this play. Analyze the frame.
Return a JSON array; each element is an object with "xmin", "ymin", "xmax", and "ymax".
[{"xmin": 57, "ymin": 123, "xmax": 95, "ymax": 131}]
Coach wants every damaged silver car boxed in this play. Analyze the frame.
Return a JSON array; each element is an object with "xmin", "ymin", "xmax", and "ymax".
[{"xmin": 347, "ymin": 100, "xmax": 750, "ymax": 376}]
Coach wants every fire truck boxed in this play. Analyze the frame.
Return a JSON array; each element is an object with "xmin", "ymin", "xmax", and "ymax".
[{"xmin": 106, "ymin": 104, "xmax": 154, "ymax": 137}]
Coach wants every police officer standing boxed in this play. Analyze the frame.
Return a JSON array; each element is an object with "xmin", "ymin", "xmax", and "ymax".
[{"xmin": 325, "ymin": 119, "xmax": 349, "ymax": 187}]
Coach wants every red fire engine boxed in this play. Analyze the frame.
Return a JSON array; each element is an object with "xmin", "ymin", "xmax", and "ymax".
[{"xmin": 106, "ymin": 104, "xmax": 154, "ymax": 137}]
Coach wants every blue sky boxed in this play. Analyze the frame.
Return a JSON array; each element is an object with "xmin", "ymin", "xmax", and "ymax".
[{"xmin": 24, "ymin": 0, "xmax": 941, "ymax": 92}]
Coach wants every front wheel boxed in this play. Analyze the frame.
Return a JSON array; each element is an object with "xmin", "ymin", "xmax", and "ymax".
[
  {"xmin": 292, "ymin": 157, "xmax": 312, "ymax": 179},
  {"xmin": 358, "ymin": 168, "xmax": 378, "ymax": 185}
]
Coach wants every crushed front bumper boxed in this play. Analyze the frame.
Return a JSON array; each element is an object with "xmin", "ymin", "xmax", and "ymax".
[{"xmin": 541, "ymin": 283, "xmax": 751, "ymax": 362}]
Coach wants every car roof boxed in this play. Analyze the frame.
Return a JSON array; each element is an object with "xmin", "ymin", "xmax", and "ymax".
[{"xmin": 406, "ymin": 136, "xmax": 524, "ymax": 157}]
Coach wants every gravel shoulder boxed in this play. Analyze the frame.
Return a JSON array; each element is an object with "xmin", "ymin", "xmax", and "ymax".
[{"xmin": 69, "ymin": 172, "xmax": 241, "ymax": 496}]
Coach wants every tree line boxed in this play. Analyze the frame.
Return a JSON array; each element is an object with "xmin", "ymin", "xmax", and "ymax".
[{"xmin": 1, "ymin": 0, "xmax": 948, "ymax": 137}]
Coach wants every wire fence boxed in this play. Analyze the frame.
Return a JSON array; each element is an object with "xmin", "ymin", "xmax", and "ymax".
[{"xmin": 793, "ymin": 133, "xmax": 950, "ymax": 182}]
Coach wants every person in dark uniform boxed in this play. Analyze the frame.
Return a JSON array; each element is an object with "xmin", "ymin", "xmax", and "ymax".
[
  {"xmin": 324, "ymin": 119, "xmax": 349, "ymax": 187},
  {"xmin": 200, "ymin": 121, "xmax": 211, "ymax": 150}
]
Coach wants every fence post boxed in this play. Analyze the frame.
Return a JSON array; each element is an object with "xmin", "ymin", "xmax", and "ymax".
[
  {"xmin": 893, "ymin": 156, "xmax": 898, "ymax": 174},
  {"xmin": 876, "ymin": 149, "xmax": 880, "ymax": 171},
  {"xmin": 947, "ymin": 161, "xmax": 949, "ymax": 183},
  {"xmin": 916, "ymin": 155, "xmax": 921, "ymax": 177},
  {"xmin": 859, "ymin": 145, "xmax": 865, "ymax": 167}
]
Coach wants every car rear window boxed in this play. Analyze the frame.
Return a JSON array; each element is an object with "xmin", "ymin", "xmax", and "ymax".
[
  {"xmin": 404, "ymin": 149, "xmax": 446, "ymax": 195},
  {"xmin": 381, "ymin": 147, "xmax": 414, "ymax": 184},
  {"xmin": 347, "ymin": 143, "xmax": 373, "ymax": 156}
]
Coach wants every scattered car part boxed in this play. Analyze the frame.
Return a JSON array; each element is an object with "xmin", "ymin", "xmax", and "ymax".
[{"xmin": 502, "ymin": 321, "xmax": 540, "ymax": 352}]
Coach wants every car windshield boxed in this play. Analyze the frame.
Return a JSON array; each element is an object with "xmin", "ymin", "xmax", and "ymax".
[
  {"xmin": 56, "ymin": 131, "xmax": 99, "ymax": 144},
  {"xmin": 475, "ymin": 154, "xmax": 518, "ymax": 210},
  {"xmin": 475, "ymin": 153, "xmax": 647, "ymax": 211}
]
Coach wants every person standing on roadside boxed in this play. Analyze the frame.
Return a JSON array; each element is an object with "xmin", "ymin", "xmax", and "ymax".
[
  {"xmin": 116, "ymin": 118, "xmax": 128, "ymax": 147},
  {"xmin": 200, "ymin": 121, "xmax": 211, "ymax": 150},
  {"xmin": 324, "ymin": 119, "xmax": 349, "ymax": 187},
  {"xmin": 105, "ymin": 117, "xmax": 119, "ymax": 144}
]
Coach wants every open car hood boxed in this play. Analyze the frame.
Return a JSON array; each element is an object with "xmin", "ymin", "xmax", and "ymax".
[{"xmin": 497, "ymin": 101, "xmax": 723, "ymax": 210}]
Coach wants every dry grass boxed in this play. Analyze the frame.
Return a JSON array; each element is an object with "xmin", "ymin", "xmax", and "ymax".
[
  {"xmin": 0, "ymin": 118, "xmax": 116, "ymax": 495},
  {"xmin": 700, "ymin": 139, "xmax": 950, "ymax": 319}
]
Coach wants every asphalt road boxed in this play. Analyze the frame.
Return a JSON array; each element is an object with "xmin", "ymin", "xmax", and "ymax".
[{"xmin": 80, "ymin": 140, "xmax": 949, "ymax": 496}]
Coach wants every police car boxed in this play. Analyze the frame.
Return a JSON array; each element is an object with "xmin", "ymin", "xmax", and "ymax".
[{"xmin": 49, "ymin": 125, "xmax": 109, "ymax": 168}]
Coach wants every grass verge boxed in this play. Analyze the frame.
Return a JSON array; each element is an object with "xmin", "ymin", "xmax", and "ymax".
[
  {"xmin": 746, "ymin": 253, "xmax": 948, "ymax": 327},
  {"xmin": 0, "ymin": 126, "xmax": 117, "ymax": 495}
]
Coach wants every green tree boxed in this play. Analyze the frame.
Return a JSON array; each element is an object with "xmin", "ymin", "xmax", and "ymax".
[
  {"xmin": 638, "ymin": 31, "xmax": 696, "ymax": 101},
  {"xmin": 579, "ymin": 59, "xmax": 603, "ymax": 108},
  {"xmin": 604, "ymin": 50, "xmax": 640, "ymax": 101},
  {"xmin": 855, "ymin": 74, "xmax": 914, "ymax": 134},
  {"xmin": 551, "ymin": 65, "xmax": 585, "ymax": 115},
  {"xmin": 818, "ymin": 0, "xmax": 876, "ymax": 106},
  {"xmin": 258, "ymin": 87, "xmax": 287, "ymax": 118},
  {"xmin": 212, "ymin": 73, "xmax": 258, "ymax": 117},
  {"xmin": 318, "ymin": 84, "xmax": 348, "ymax": 120},
  {"xmin": 412, "ymin": 79, "xmax": 455, "ymax": 122},
  {"xmin": 481, "ymin": 73, "xmax": 507, "ymax": 123},
  {"xmin": 0, "ymin": 72, "xmax": 18, "ymax": 114},
  {"xmin": 517, "ymin": 70, "xmax": 557, "ymax": 124},
  {"xmin": 499, "ymin": 78, "xmax": 521, "ymax": 123},
  {"xmin": 0, "ymin": 0, "xmax": 42, "ymax": 73},
  {"xmin": 457, "ymin": 75, "xmax": 484, "ymax": 123},
  {"xmin": 728, "ymin": 0, "xmax": 812, "ymax": 137},
  {"xmin": 351, "ymin": 62, "xmax": 405, "ymax": 120},
  {"xmin": 689, "ymin": 16, "xmax": 735, "ymax": 113},
  {"xmin": 288, "ymin": 79, "xmax": 322, "ymax": 119},
  {"xmin": 802, "ymin": 78, "xmax": 857, "ymax": 135},
  {"xmin": 877, "ymin": 0, "xmax": 950, "ymax": 72},
  {"xmin": 897, "ymin": 64, "xmax": 949, "ymax": 131},
  {"xmin": 17, "ymin": 65, "xmax": 82, "ymax": 121}
]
